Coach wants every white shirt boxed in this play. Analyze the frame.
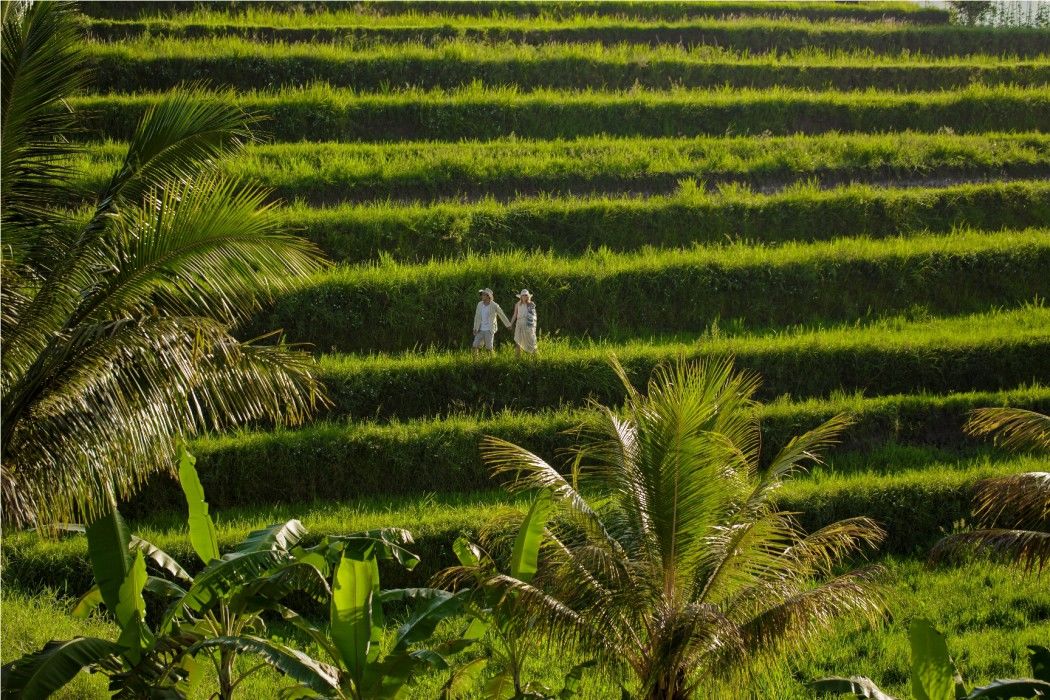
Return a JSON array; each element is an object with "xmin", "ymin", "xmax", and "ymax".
[{"xmin": 479, "ymin": 302, "xmax": 494, "ymax": 331}]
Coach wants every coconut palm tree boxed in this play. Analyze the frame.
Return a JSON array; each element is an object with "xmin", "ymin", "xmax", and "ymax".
[
  {"xmin": 930, "ymin": 408, "xmax": 1050, "ymax": 573},
  {"xmin": 1, "ymin": 0, "xmax": 328, "ymax": 527},
  {"xmin": 475, "ymin": 356, "xmax": 886, "ymax": 699}
]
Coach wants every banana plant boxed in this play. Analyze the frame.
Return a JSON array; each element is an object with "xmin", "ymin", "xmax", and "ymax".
[
  {"xmin": 255, "ymin": 544, "xmax": 475, "ymax": 699},
  {"xmin": 2, "ymin": 490, "xmax": 200, "ymax": 699},
  {"xmin": 437, "ymin": 490, "xmax": 596, "ymax": 700},
  {"xmin": 1, "ymin": 447, "xmax": 424, "ymax": 699},
  {"xmin": 812, "ymin": 618, "xmax": 1050, "ymax": 700}
]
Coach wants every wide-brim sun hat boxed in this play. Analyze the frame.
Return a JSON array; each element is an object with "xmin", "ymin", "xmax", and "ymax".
[
  {"xmin": 479, "ymin": 288, "xmax": 493, "ymax": 295},
  {"xmin": 519, "ymin": 289, "xmax": 532, "ymax": 297}
]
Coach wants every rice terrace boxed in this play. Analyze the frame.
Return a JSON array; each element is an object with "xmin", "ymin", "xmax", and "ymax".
[{"xmin": 1, "ymin": 0, "xmax": 1049, "ymax": 698}]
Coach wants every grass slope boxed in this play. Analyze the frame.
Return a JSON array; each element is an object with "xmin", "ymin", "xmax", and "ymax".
[
  {"xmin": 84, "ymin": 38, "xmax": 1050, "ymax": 92},
  {"xmin": 71, "ymin": 84, "xmax": 1050, "ymax": 141},
  {"xmin": 82, "ymin": 15, "xmax": 1045, "ymax": 56},
  {"xmin": 275, "ymin": 181, "xmax": 1050, "ymax": 261},
  {"xmin": 76, "ymin": 1, "xmax": 951, "ymax": 24},
  {"xmin": 71, "ymin": 134, "xmax": 1050, "ymax": 209},
  {"xmin": 252, "ymin": 230, "xmax": 1050, "ymax": 352}
]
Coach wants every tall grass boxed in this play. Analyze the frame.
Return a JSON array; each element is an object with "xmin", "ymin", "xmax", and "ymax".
[
  {"xmin": 70, "ymin": 134, "xmax": 1050, "ymax": 208},
  {"xmin": 276, "ymin": 180, "xmax": 1050, "ymax": 261},
  {"xmin": 71, "ymin": 84, "xmax": 1050, "ymax": 141},
  {"xmin": 77, "ymin": 1, "xmax": 950, "ymax": 24},
  {"xmin": 83, "ymin": 37, "xmax": 1050, "ymax": 92},
  {"xmin": 303, "ymin": 306, "xmax": 1050, "ymax": 419},
  {"xmin": 81, "ymin": 13, "xmax": 1048, "ymax": 56},
  {"xmin": 250, "ymin": 229, "xmax": 1050, "ymax": 352}
]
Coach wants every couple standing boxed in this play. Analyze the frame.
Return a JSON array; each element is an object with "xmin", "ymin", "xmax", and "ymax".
[{"xmin": 472, "ymin": 288, "xmax": 538, "ymax": 356}]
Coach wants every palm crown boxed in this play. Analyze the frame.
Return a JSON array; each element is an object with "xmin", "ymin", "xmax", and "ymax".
[
  {"xmin": 1, "ymin": 0, "xmax": 328, "ymax": 527},
  {"xmin": 476, "ymin": 357, "xmax": 886, "ymax": 699}
]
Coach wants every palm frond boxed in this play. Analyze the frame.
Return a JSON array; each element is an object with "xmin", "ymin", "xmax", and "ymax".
[
  {"xmin": 80, "ymin": 175, "xmax": 325, "ymax": 326},
  {"xmin": 4, "ymin": 317, "xmax": 327, "ymax": 526},
  {"xmin": 930, "ymin": 528, "xmax": 1050, "ymax": 573},
  {"xmin": 972, "ymin": 471, "xmax": 1050, "ymax": 531},
  {"xmin": 759, "ymin": 413, "xmax": 854, "ymax": 494},
  {"xmin": 102, "ymin": 86, "xmax": 257, "ymax": 209},
  {"xmin": 965, "ymin": 407, "xmax": 1050, "ymax": 451},
  {"xmin": 719, "ymin": 567, "xmax": 886, "ymax": 681},
  {"xmin": 1, "ymin": 0, "xmax": 88, "ymax": 253}
]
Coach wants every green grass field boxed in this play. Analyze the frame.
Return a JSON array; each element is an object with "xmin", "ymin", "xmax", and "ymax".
[{"xmin": 7, "ymin": 2, "xmax": 1049, "ymax": 698}]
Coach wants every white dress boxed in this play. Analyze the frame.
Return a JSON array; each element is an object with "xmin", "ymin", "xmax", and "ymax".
[{"xmin": 513, "ymin": 301, "xmax": 538, "ymax": 353}]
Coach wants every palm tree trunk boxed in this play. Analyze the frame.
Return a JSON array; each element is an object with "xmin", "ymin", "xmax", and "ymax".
[{"xmin": 644, "ymin": 668, "xmax": 691, "ymax": 700}]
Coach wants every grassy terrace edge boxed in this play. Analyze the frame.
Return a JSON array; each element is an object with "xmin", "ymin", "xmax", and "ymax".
[
  {"xmin": 70, "ymin": 85, "xmax": 1050, "ymax": 141},
  {"xmin": 77, "ymin": 1, "xmax": 950, "ymax": 24},
  {"xmin": 277, "ymin": 181, "xmax": 1050, "ymax": 261},
  {"xmin": 302, "ymin": 307, "xmax": 1050, "ymax": 419},
  {"xmin": 250, "ymin": 230, "xmax": 1050, "ymax": 352},
  {"xmin": 5, "ymin": 452, "xmax": 1047, "ymax": 595},
  {"xmin": 71, "ymin": 136, "xmax": 1050, "ymax": 210},
  {"xmin": 81, "ymin": 17, "xmax": 1043, "ymax": 56},
  {"xmin": 159, "ymin": 386, "xmax": 1050, "ymax": 510},
  {"xmin": 84, "ymin": 39, "xmax": 1050, "ymax": 92}
]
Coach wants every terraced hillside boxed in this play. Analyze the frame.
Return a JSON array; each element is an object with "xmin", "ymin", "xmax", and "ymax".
[{"xmin": 5, "ymin": 2, "xmax": 1049, "ymax": 698}]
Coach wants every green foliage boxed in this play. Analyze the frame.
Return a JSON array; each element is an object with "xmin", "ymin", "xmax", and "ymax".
[
  {"xmin": 0, "ymin": 1, "xmax": 328, "ymax": 527},
  {"xmin": 72, "ymin": 84, "xmax": 1050, "ymax": 142},
  {"xmin": 472, "ymin": 356, "xmax": 888, "ymax": 698},
  {"xmin": 1, "ymin": 449, "xmax": 433, "ymax": 699},
  {"xmin": 436, "ymin": 491, "xmax": 597, "ymax": 699},
  {"xmin": 812, "ymin": 619, "xmax": 1050, "ymax": 700},
  {"xmin": 253, "ymin": 231, "xmax": 1050, "ymax": 353},
  {"xmin": 178, "ymin": 445, "xmax": 220, "ymax": 565}
]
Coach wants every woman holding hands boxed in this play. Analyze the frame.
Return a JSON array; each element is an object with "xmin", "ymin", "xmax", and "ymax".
[{"xmin": 509, "ymin": 289, "xmax": 539, "ymax": 355}]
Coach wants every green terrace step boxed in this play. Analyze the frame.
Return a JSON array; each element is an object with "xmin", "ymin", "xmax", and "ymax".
[
  {"xmin": 162, "ymin": 386, "xmax": 1050, "ymax": 510},
  {"xmin": 77, "ymin": 1, "xmax": 950, "ymax": 24},
  {"xmin": 249, "ymin": 230, "xmax": 1050, "ymax": 353},
  {"xmin": 306, "ymin": 309, "xmax": 1050, "ymax": 419},
  {"xmin": 82, "ymin": 16, "xmax": 1040, "ymax": 56},
  {"xmin": 72, "ymin": 134, "xmax": 1050, "ymax": 210},
  {"xmin": 71, "ymin": 85, "xmax": 1050, "ymax": 142},
  {"xmin": 84, "ymin": 38, "xmax": 1050, "ymax": 93},
  {"xmin": 6, "ymin": 451, "xmax": 1046, "ymax": 594},
  {"xmin": 277, "ymin": 181, "xmax": 1050, "ymax": 262}
]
